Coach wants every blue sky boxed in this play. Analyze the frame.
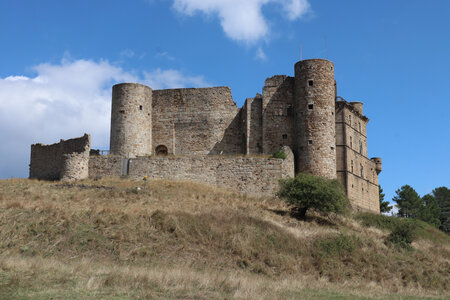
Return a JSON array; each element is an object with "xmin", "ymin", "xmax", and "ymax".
[{"xmin": 0, "ymin": 0, "xmax": 449, "ymax": 206}]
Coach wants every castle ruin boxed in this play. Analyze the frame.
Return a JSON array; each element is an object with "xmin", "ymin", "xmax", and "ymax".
[{"xmin": 30, "ymin": 58, "xmax": 382, "ymax": 213}]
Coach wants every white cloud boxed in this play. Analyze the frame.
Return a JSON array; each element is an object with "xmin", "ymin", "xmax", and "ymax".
[
  {"xmin": 0, "ymin": 58, "xmax": 208, "ymax": 178},
  {"xmin": 120, "ymin": 49, "xmax": 135, "ymax": 58},
  {"xmin": 255, "ymin": 47, "xmax": 267, "ymax": 61},
  {"xmin": 144, "ymin": 69, "xmax": 209, "ymax": 89},
  {"xmin": 172, "ymin": 0, "xmax": 311, "ymax": 43}
]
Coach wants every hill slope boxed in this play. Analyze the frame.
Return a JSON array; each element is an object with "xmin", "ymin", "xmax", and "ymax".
[{"xmin": 0, "ymin": 178, "xmax": 449, "ymax": 299}]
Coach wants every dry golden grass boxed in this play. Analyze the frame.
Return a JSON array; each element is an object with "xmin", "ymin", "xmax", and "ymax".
[{"xmin": 0, "ymin": 177, "xmax": 449, "ymax": 299}]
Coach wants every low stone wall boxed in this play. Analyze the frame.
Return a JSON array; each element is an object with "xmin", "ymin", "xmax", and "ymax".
[
  {"xmin": 126, "ymin": 147, "xmax": 294, "ymax": 195},
  {"xmin": 88, "ymin": 155, "xmax": 124, "ymax": 178},
  {"xmin": 30, "ymin": 134, "xmax": 90, "ymax": 181}
]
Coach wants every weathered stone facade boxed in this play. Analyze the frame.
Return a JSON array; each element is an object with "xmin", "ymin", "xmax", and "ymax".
[
  {"xmin": 30, "ymin": 57, "xmax": 382, "ymax": 213},
  {"xmin": 30, "ymin": 134, "xmax": 90, "ymax": 181}
]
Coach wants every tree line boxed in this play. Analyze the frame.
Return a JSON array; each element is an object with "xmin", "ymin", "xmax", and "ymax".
[{"xmin": 380, "ymin": 185, "xmax": 450, "ymax": 233}]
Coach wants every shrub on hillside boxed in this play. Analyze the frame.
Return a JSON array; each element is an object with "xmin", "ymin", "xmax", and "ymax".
[
  {"xmin": 272, "ymin": 150, "xmax": 287, "ymax": 159},
  {"xmin": 277, "ymin": 173, "xmax": 349, "ymax": 218},
  {"xmin": 387, "ymin": 221, "xmax": 417, "ymax": 250}
]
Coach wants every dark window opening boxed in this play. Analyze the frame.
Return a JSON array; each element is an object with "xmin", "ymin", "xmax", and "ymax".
[
  {"xmin": 331, "ymin": 146, "xmax": 334, "ymax": 150},
  {"xmin": 155, "ymin": 145, "xmax": 168, "ymax": 156},
  {"xmin": 359, "ymin": 122, "xmax": 361, "ymax": 132},
  {"xmin": 282, "ymin": 134, "xmax": 287, "ymax": 140},
  {"xmin": 351, "ymin": 160, "xmax": 354, "ymax": 173},
  {"xmin": 350, "ymin": 136, "xmax": 353, "ymax": 148},
  {"xmin": 139, "ymin": 105, "xmax": 143, "ymax": 111},
  {"xmin": 308, "ymin": 80, "xmax": 314, "ymax": 86},
  {"xmin": 308, "ymin": 140, "xmax": 313, "ymax": 145},
  {"xmin": 308, "ymin": 104, "xmax": 314, "ymax": 110},
  {"xmin": 359, "ymin": 141, "xmax": 363, "ymax": 154},
  {"xmin": 119, "ymin": 110, "xmax": 125, "ymax": 114},
  {"xmin": 360, "ymin": 163, "xmax": 364, "ymax": 178}
]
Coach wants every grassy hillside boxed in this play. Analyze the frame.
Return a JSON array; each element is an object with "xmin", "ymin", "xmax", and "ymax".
[{"xmin": 0, "ymin": 177, "xmax": 448, "ymax": 299}]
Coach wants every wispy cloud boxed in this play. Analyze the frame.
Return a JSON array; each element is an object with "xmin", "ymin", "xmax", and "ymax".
[
  {"xmin": 0, "ymin": 58, "xmax": 208, "ymax": 178},
  {"xmin": 172, "ymin": 0, "xmax": 311, "ymax": 43},
  {"xmin": 255, "ymin": 47, "xmax": 267, "ymax": 61},
  {"xmin": 120, "ymin": 49, "xmax": 135, "ymax": 58},
  {"xmin": 155, "ymin": 51, "xmax": 176, "ymax": 61}
]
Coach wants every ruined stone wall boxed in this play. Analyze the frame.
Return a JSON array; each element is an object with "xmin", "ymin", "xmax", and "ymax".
[
  {"xmin": 294, "ymin": 59, "xmax": 336, "ymax": 179},
  {"xmin": 30, "ymin": 134, "xmax": 90, "ymax": 181},
  {"xmin": 88, "ymin": 155, "xmax": 124, "ymax": 178},
  {"xmin": 335, "ymin": 102, "xmax": 380, "ymax": 213},
  {"xmin": 242, "ymin": 96, "xmax": 263, "ymax": 154},
  {"xmin": 127, "ymin": 148, "xmax": 295, "ymax": 195},
  {"xmin": 262, "ymin": 76, "xmax": 295, "ymax": 155},
  {"xmin": 152, "ymin": 87, "xmax": 242, "ymax": 156}
]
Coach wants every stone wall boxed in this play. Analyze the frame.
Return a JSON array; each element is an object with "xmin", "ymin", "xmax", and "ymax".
[
  {"xmin": 30, "ymin": 134, "xmax": 90, "ymax": 181},
  {"xmin": 262, "ymin": 76, "xmax": 295, "ymax": 155},
  {"xmin": 152, "ymin": 87, "xmax": 242, "ymax": 156},
  {"xmin": 242, "ymin": 96, "xmax": 263, "ymax": 154},
  {"xmin": 88, "ymin": 155, "xmax": 124, "ymax": 178},
  {"xmin": 125, "ymin": 147, "xmax": 295, "ymax": 195},
  {"xmin": 335, "ymin": 101, "xmax": 380, "ymax": 213}
]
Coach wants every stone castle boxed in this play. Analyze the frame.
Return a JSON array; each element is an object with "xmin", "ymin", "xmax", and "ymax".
[{"xmin": 30, "ymin": 58, "xmax": 382, "ymax": 213}]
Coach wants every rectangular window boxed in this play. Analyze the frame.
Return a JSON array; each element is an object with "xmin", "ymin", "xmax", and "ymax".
[
  {"xmin": 308, "ymin": 140, "xmax": 313, "ymax": 145},
  {"xmin": 308, "ymin": 80, "xmax": 314, "ymax": 86},
  {"xmin": 308, "ymin": 104, "xmax": 314, "ymax": 110},
  {"xmin": 282, "ymin": 134, "xmax": 287, "ymax": 140}
]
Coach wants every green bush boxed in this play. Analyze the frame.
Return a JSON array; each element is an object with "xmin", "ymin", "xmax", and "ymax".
[
  {"xmin": 387, "ymin": 221, "xmax": 417, "ymax": 250},
  {"xmin": 277, "ymin": 173, "xmax": 349, "ymax": 218},
  {"xmin": 272, "ymin": 150, "xmax": 287, "ymax": 159},
  {"xmin": 315, "ymin": 234, "xmax": 359, "ymax": 257}
]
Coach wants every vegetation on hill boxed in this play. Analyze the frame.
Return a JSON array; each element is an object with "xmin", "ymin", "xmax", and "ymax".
[
  {"xmin": 393, "ymin": 184, "xmax": 449, "ymax": 232},
  {"xmin": 0, "ymin": 178, "xmax": 448, "ymax": 299},
  {"xmin": 277, "ymin": 173, "xmax": 349, "ymax": 218}
]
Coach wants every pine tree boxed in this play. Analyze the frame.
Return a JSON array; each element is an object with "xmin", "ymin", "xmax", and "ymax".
[
  {"xmin": 419, "ymin": 194, "xmax": 441, "ymax": 228},
  {"xmin": 433, "ymin": 187, "xmax": 450, "ymax": 233},
  {"xmin": 393, "ymin": 185, "xmax": 422, "ymax": 218},
  {"xmin": 379, "ymin": 186, "xmax": 392, "ymax": 213}
]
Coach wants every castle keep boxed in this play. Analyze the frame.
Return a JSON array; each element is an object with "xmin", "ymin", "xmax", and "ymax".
[{"xmin": 30, "ymin": 58, "xmax": 382, "ymax": 213}]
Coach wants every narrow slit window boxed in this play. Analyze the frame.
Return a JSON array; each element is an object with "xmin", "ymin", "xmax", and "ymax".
[
  {"xmin": 308, "ymin": 80, "xmax": 314, "ymax": 86},
  {"xmin": 308, "ymin": 104, "xmax": 314, "ymax": 110},
  {"xmin": 350, "ymin": 136, "xmax": 353, "ymax": 148},
  {"xmin": 139, "ymin": 105, "xmax": 143, "ymax": 111},
  {"xmin": 351, "ymin": 160, "xmax": 354, "ymax": 173}
]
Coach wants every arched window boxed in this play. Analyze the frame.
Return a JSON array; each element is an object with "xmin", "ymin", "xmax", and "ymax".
[{"xmin": 155, "ymin": 145, "xmax": 168, "ymax": 156}]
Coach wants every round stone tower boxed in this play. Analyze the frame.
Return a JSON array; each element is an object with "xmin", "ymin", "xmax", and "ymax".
[
  {"xmin": 110, "ymin": 83, "xmax": 152, "ymax": 157},
  {"xmin": 294, "ymin": 59, "xmax": 336, "ymax": 178}
]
